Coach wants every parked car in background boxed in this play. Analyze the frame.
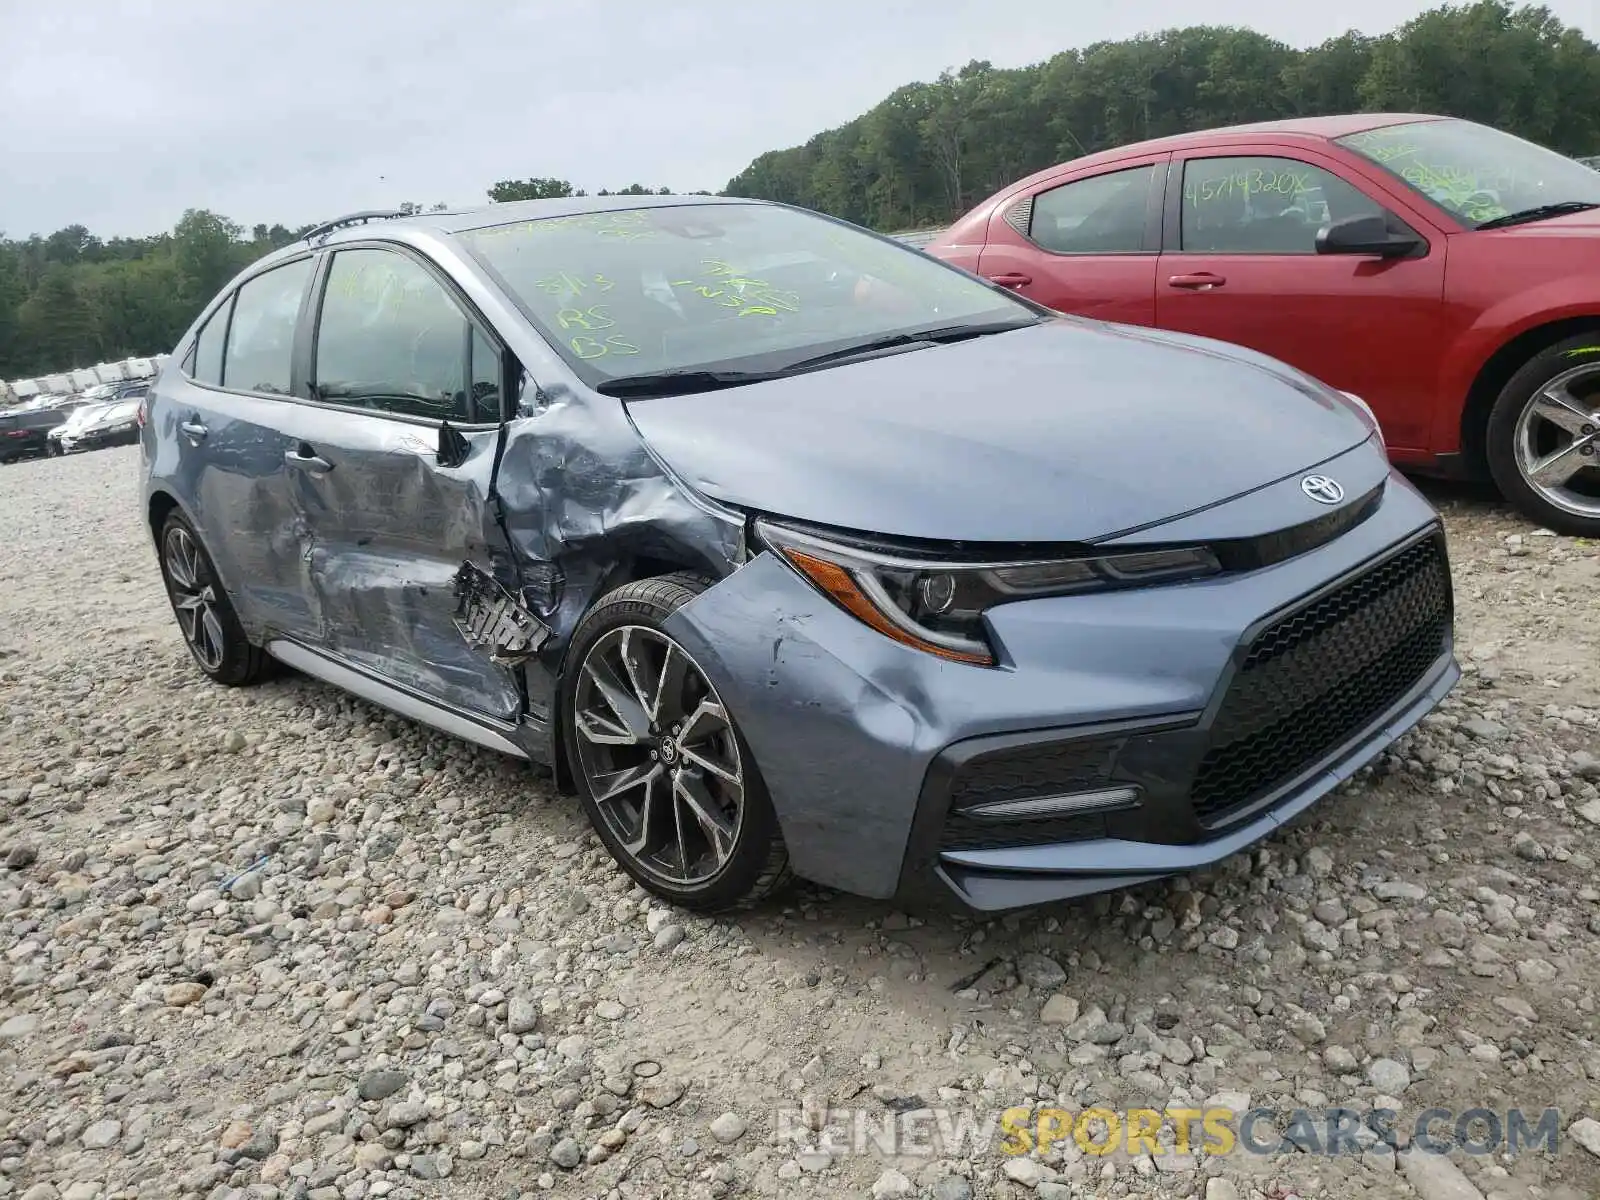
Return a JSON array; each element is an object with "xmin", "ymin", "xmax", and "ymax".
[
  {"xmin": 142, "ymin": 196, "xmax": 1456, "ymax": 913},
  {"xmin": 73, "ymin": 398, "xmax": 141, "ymax": 452},
  {"xmin": 928, "ymin": 114, "xmax": 1600, "ymax": 536},
  {"xmin": 47, "ymin": 400, "xmax": 117, "ymax": 455},
  {"xmin": 1, "ymin": 405, "xmax": 73, "ymax": 463}
]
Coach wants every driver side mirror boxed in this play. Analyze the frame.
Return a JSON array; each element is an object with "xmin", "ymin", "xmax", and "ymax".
[{"xmin": 1315, "ymin": 214, "xmax": 1422, "ymax": 258}]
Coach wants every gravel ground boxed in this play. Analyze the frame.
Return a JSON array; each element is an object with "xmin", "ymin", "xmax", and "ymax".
[{"xmin": 1, "ymin": 446, "xmax": 1598, "ymax": 1200}]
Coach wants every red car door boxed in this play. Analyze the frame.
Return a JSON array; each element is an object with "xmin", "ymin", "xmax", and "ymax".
[
  {"xmin": 972, "ymin": 153, "xmax": 1169, "ymax": 325},
  {"xmin": 1154, "ymin": 145, "xmax": 1449, "ymax": 457}
]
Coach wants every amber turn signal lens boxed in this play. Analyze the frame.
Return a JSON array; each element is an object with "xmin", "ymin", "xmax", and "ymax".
[{"xmin": 782, "ymin": 549, "xmax": 995, "ymax": 666}]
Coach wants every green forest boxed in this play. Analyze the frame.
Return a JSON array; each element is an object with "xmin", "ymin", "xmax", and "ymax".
[{"xmin": 2, "ymin": 0, "xmax": 1596, "ymax": 381}]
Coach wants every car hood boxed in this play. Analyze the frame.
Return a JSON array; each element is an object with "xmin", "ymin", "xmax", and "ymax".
[
  {"xmin": 624, "ymin": 318, "xmax": 1375, "ymax": 543},
  {"xmin": 82, "ymin": 408, "xmax": 135, "ymax": 432}
]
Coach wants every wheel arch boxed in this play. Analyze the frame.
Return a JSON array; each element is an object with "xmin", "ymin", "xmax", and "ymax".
[
  {"xmin": 547, "ymin": 550, "xmax": 727, "ymax": 795},
  {"xmin": 1458, "ymin": 315, "xmax": 1600, "ymax": 478},
  {"xmin": 147, "ymin": 488, "xmax": 182, "ymax": 544}
]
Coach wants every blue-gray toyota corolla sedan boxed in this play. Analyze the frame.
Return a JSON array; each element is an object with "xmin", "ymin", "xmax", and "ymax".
[{"xmin": 138, "ymin": 196, "xmax": 1458, "ymax": 913}]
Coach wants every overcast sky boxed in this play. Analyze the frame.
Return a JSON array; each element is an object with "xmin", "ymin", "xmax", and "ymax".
[{"xmin": 3, "ymin": 0, "xmax": 1597, "ymax": 240}]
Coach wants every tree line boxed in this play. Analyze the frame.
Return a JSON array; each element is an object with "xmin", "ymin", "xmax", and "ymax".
[
  {"xmin": 3, "ymin": 0, "xmax": 1595, "ymax": 380},
  {"xmin": 0, "ymin": 185, "xmax": 677, "ymax": 381},
  {"xmin": 724, "ymin": 1, "xmax": 1600, "ymax": 230}
]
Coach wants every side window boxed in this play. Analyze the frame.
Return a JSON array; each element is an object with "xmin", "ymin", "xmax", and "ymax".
[
  {"xmin": 222, "ymin": 258, "xmax": 313, "ymax": 394},
  {"xmin": 1180, "ymin": 156, "xmax": 1384, "ymax": 254},
  {"xmin": 191, "ymin": 298, "xmax": 230, "ymax": 387},
  {"xmin": 314, "ymin": 248, "xmax": 474, "ymax": 421},
  {"xmin": 468, "ymin": 328, "xmax": 502, "ymax": 423},
  {"xmin": 1029, "ymin": 165, "xmax": 1154, "ymax": 254}
]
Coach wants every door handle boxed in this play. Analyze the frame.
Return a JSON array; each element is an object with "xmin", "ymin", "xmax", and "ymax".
[
  {"xmin": 1167, "ymin": 272, "xmax": 1227, "ymax": 290},
  {"xmin": 179, "ymin": 419, "xmax": 208, "ymax": 443},
  {"xmin": 986, "ymin": 272, "xmax": 1033, "ymax": 289},
  {"xmin": 284, "ymin": 444, "xmax": 333, "ymax": 475}
]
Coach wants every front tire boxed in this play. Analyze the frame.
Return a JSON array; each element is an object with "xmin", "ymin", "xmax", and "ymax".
[
  {"xmin": 1485, "ymin": 334, "xmax": 1600, "ymax": 537},
  {"xmin": 157, "ymin": 512, "xmax": 272, "ymax": 686},
  {"xmin": 561, "ymin": 574, "xmax": 791, "ymax": 912}
]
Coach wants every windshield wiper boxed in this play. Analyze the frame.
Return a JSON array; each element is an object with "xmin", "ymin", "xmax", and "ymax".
[
  {"xmin": 1475, "ymin": 201, "xmax": 1600, "ymax": 230},
  {"xmin": 597, "ymin": 318, "xmax": 1044, "ymax": 399},
  {"xmin": 596, "ymin": 369, "xmax": 790, "ymax": 398},
  {"xmin": 776, "ymin": 317, "xmax": 1045, "ymax": 373}
]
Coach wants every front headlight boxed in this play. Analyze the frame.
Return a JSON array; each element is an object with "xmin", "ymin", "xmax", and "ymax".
[
  {"xmin": 756, "ymin": 519, "xmax": 1221, "ymax": 667},
  {"xmin": 1339, "ymin": 390, "xmax": 1384, "ymax": 451}
]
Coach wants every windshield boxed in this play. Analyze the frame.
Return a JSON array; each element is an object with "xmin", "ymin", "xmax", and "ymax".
[
  {"xmin": 456, "ymin": 202, "xmax": 1032, "ymax": 385},
  {"xmin": 1337, "ymin": 118, "xmax": 1600, "ymax": 227}
]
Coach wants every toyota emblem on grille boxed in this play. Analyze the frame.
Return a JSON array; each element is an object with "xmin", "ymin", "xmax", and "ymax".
[{"xmin": 1300, "ymin": 475, "xmax": 1345, "ymax": 505}]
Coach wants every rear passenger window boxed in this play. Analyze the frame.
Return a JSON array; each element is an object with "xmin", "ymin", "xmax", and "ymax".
[
  {"xmin": 314, "ymin": 248, "xmax": 477, "ymax": 421},
  {"xmin": 222, "ymin": 259, "xmax": 312, "ymax": 394},
  {"xmin": 191, "ymin": 299, "xmax": 230, "ymax": 387},
  {"xmin": 1029, "ymin": 165, "xmax": 1154, "ymax": 253}
]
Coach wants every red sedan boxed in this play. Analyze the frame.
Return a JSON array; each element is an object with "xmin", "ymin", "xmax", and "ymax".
[{"xmin": 927, "ymin": 114, "xmax": 1600, "ymax": 537}]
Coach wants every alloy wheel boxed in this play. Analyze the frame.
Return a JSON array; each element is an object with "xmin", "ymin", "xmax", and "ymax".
[
  {"xmin": 571, "ymin": 625, "xmax": 745, "ymax": 887},
  {"xmin": 163, "ymin": 525, "xmax": 226, "ymax": 672},
  {"xmin": 1513, "ymin": 362, "xmax": 1600, "ymax": 520}
]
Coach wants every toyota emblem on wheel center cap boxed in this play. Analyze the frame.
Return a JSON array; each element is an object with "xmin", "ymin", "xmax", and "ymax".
[{"xmin": 1300, "ymin": 474, "xmax": 1345, "ymax": 505}]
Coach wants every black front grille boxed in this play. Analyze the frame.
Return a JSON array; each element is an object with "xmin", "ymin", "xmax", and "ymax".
[
  {"xmin": 1190, "ymin": 533, "xmax": 1451, "ymax": 825},
  {"xmin": 939, "ymin": 735, "xmax": 1119, "ymax": 851}
]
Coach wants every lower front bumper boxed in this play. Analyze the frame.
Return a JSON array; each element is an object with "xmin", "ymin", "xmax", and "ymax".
[{"xmin": 920, "ymin": 649, "xmax": 1457, "ymax": 911}]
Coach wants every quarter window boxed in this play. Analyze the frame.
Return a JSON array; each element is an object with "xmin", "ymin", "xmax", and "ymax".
[
  {"xmin": 1180, "ymin": 156, "xmax": 1383, "ymax": 254},
  {"xmin": 314, "ymin": 248, "xmax": 480, "ymax": 421},
  {"xmin": 1029, "ymin": 165, "xmax": 1154, "ymax": 253},
  {"xmin": 191, "ymin": 298, "xmax": 230, "ymax": 387},
  {"xmin": 468, "ymin": 327, "xmax": 502, "ymax": 423},
  {"xmin": 222, "ymin": 258, "xmax": 312, "ymax": 394}
]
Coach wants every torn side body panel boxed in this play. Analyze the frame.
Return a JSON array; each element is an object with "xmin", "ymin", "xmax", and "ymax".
[
  {"xmin": 452, "ymin": 560, "xmax": 552, "ymax": 665},
  {"xmin": 490, "ymin": 380, "xmax": 747, "ymax": 731}
]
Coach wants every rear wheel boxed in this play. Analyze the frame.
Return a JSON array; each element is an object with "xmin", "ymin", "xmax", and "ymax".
[
  {"xmin": 1485, "ymin": 335, "xmax": 1600, "ymax": 537},
  {"xmin": 157, "ymin": 512, "xmax": 272, "ymax": 686},
  {"xmin": 561, "ymin": 574, "xmax": 791, "ymax": 912}
]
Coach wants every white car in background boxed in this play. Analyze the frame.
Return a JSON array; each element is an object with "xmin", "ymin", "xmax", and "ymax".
[{"xmin": 46, "ymin": 401, "xmax": 115, "ymax": 455}]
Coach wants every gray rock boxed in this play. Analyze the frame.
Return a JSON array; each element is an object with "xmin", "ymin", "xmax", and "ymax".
[
  {"xmin": 1016, "ymin": 952, "xmax": 1067, "ymax": 990},
  {"xmin": 1570, "ymin": 1117, "xmax": 1600, "ymax": 1158},
  {"xmin": 358, "ymin": 1069, "xmax": 408, "ymax": 1101},
  {"xmin": 1323, "ymin": 1045, "xmax": 1359, "ymax": 1073},
  {"xmin": 507, "ymin": 994, "xmax": 539, "ymax": 1035},
  {"xmin": 384, "ymin": 1100, "xmax": 428, "ymax": 1129},
  {"xmin": 1286, "ymin": 1011, "xmax": 1326, "ymax": 1045},
  {"xmin": 1511, "ymin": 831, "xmax": 1546, "ymax": 861},
  {"xmin": 708, "ymin": 1112, "xmax": 747, "ymax": 1144},
  {"xmin": 1367, "ymin": 1057, "xmax": 1410, "ymax": 1094},
  {"xmin": 932, "ymin": 1177, "xmax": 973, "ymax": 1200},
  {"xmin": 4, "ymin": 845, "xmax": 37, "ymax": 870},
  {"xmin": 1400, "ymin": 1148, "xmax": 1488, "ymax": 1200},
  {"xmin": 1373, "ymin": 880, "xmax": 1427, "ymax": 902},
  {"xmin": 1039, "ymin": 993, "xmax": 1079, "ymax": 1025},
  {"xmin": 410, "ymin": 1152, "xmax": 452, "ymax": 1179},
  {"xmin": 550, "ymin": 1136, "xmax": 582, "ymax": 1169},
  {"xmin": 871, "ymin": 1168, "xmax": 915, "ymax": 1199},
  {"xmin": 0, "ymin": 1013, "xmax": 40, "ymax": 1040},
  {"xmin": 1003, "ymin": 1156, "xmax": 1051, "ymax": 1186},
  {"xmin": 81, "ymin": 1118, "xmax": 121, "ymax": 1149}
]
